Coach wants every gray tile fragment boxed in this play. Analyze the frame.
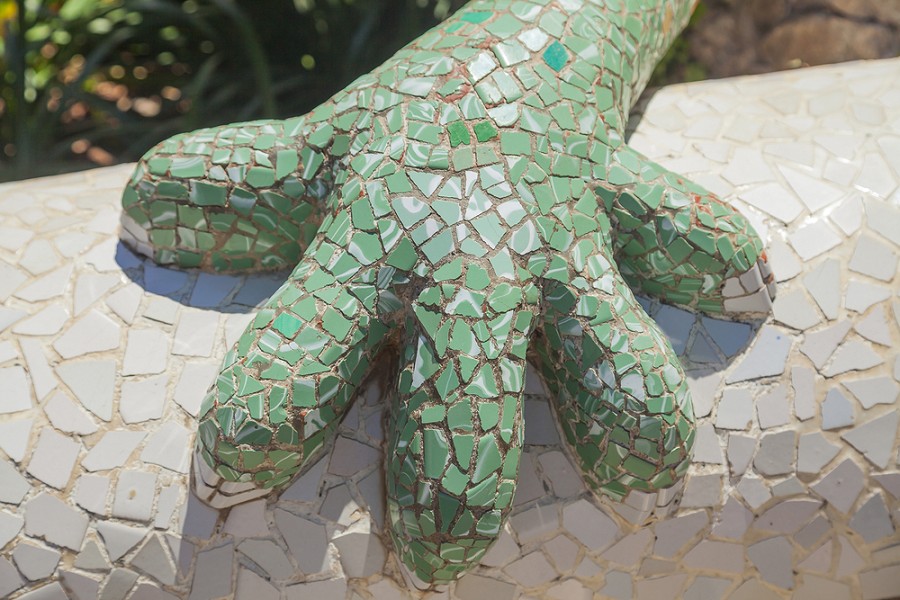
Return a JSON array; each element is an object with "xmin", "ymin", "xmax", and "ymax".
[
  {"xmin": 803, "ymin": 259, "xmax": 841, "ymax": 320},
  {"xmin": 711, "ymin": 496, "xmax": 753, "ymax": 540},
  {"xmin": 756, "ymin": 383, "xmax": 790, "ymax": 429},
  {"xmin": 337, "ymin": 527, "xmax": 388, "ymax": 579},
  {"xmin": 823, "ymin": 339, "xmax": 884, "ymax": 377},
  {"xmin": 18, "ymin": 581, "xmax": 69, "ymax": 600},
  {"xmin": 860, "ymin": 564, "xmax": 900, "ymax": 600},
  {"xmin": 130, "ymin": 534, "xmax": 177, "ymax": 585},
  {"xmin": 726, "ymin": 325, "xmax": 791, "ymax": 383},
  {"xmin": 454, "ymin": 574, "xmax": 516, "ymax": 600},
  {"xmin": 73, "ymin": 539, "xmax": 111, "ymax": 571},
  {"xmin": 0, "ymin": 458, "xmax": 31, "ymax": 504},
  {"xmin": 748, "ymin": 537, "xmax": 794, "ymax": 589},
  {"xmin": 12, "ymin": 542, "xmax": 61, "ymax": 581},
  {"xmin": 792, "ymin": 365, "xmax": 817, "ymax": 420},
  {"xmin": 843, "ymin": 375, "xmax": 899, "ymax": 409},
  {"xmin": 59, "ymin": 570, "xmax": 101, "ymax": 600},
  {"xmin": 854, "ymin": 305, "xmax": 893, "ymax": 346},
  {"xmin": 97, "ymin": 521, "xmax": 147, "ymax": 561},
  {"xmin": 849, "ymin": 492, "xmax": 894, "ymax": 543},
  {"xmin": 683, "ymin": 576, "xmax": 733, "ymax": 600},
  {"xmin": 98, "ymin": 567, "xmax": 138, "ymax": 600},
  {"xmin": 683, "ymin": 540, "xmax": 745, "ymax": 574},
  {"xmin": 234, "ymin": 569, "xmax": 279, "ymax": 600},
  {"xmin": 0, "ymin": 557, "xmax": 24, "ymax": 598},
  {"xmin": 753, "ymin": 499, "xmax": 822, "ymax": 533},
  {"xmin": 800, "ymin": 320, "xmax": 851, "ymax": 369},
  {"xmin": 188, "ymin": 543, "xmax": 233, "ymax": 600},
  {"xmin": 238, "ymin": 539, "xmax": 294, "ymax": 580},
  {"xmin": 822, "ymin": 387, "xmax": 855, "ymax": 430},
  {"xmin": 754, "ymin": 431, "xmax": 796, "ymax": 476},
  {"xmin": 841, "ymin": 410, "xmax": 900, "ymax": 469},
  {"xmin": 562, "ymin": 499, "xmax": 618, "ymax": 551},
  {"xmin": 797, "ymin": 432, "xmax": 842, "ymax": 475},
  {"xmin": 653, "ymin": 510, "xmax": 708, "ymax": 557},
  {"xmin": 274, "ymin": 509, "xmax": 329, "ymax": 574},
  {"xmin": 812, "ymin": 459, "xmax": 866, "ymax": 514}
]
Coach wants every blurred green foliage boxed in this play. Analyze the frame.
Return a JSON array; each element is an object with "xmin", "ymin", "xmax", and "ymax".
[
  {"xmin": 1, "ymin": 0, "xmax": 703, "ymax": 182},
  {"xmin": 0, "ymin": 0, "xmax": 465, "ymax": 181}
]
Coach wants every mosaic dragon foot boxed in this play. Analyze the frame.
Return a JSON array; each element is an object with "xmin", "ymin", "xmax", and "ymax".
[{"xmin": 120, "ymin": 0, "xmax": 775, "ymax": 586}]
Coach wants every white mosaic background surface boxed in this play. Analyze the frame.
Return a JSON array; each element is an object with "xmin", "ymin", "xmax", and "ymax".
[{"xmin": 0, "ymin": 57, "xmax": 899, "ymax": 600}]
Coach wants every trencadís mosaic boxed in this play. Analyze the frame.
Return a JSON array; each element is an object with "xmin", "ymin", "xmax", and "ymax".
[{"xmin": 119, "ymin": 0, "xmax": 775, "ymax": 585}]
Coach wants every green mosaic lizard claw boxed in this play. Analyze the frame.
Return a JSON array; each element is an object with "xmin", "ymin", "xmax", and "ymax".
[{"xmin": 120, "ymin": 0, "xmax": 775, "ymax": 586}]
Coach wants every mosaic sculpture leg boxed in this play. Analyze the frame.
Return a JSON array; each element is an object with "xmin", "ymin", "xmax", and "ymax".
[{"xmin": 120, "ymin": 0, "xmax": 775, "ymax": 585}]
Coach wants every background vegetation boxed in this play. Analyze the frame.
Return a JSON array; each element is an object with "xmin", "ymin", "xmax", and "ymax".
[{"xmin": 0, "ymin": 0, "xmax": 701, "ymax": 182}]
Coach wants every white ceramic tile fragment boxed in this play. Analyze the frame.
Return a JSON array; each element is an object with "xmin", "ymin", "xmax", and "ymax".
[
  {"xmin": 327, "ymin": 436, "xmax": 380, "ymax": 477},
  {"xmin": 25, "ymin": 428, "xmax": 80, "ymax": 489},
  {"xmin": 753, "ymin": 498, "xmax": 822, "ymax": 534},
  {"xmin": 848, "ymin": 235, "xmax": 898, "ymax": 281},
  {"xmin": 853, "ymin": 305, "xmax": 892, "ymax": 346},
  {"xmin": 105, "ymin": 283, "xmax": 142, "ymax": 324},
  {"xmin": 537, "ymin": 450, "xmax": 585, "ymax": 497},
  {"xmin": 122, "ymin": 329, "xmax": 169, "ymax": 375},
  {"xmin": 140, "ymin": 422, "xmax": 191, "ymax": 473},
  {"xmin": 844, "ymin": 279, "xmax": 890, "ymax": 313},
  {"xmin": 172, "ymin": 310, "xmax": 219, "ymax": 357},
  {"xmin": 23, "ymin": 493, "xmax": 89, "ymax": 550},
  {"xmin": 43, "ymin": 392, "xmax": 98, "ymax": 435},
  {"xmin": 73, "ymin": 273, "xmax": 121, "ymax": 315},
  {"xmin": 238, "ymin": 539, "xmax": 294, "ymax": 580},
  {"xmin": 112, "ymin": 471, "xmax": 157, "ymax": 521},
  {"xmin": 0, "ymin": 417, "xmax": 33, "ymax": 463},
  {"xmin": 683, "ymin": 540, "xmax": 744, "ymax": 574},
  {"xmin": 173, "ymin": 362, "xmax": 218, "ymax": 417},
  {"xmin": 504, "ymin": 551, "xmax": 557, "ymax": 588},
  {"xmin": 842, "ymin": 375, "xmax": 898, "ymax": 409},
  {"xmin": 12, "ymin": 304, "xmax": 69, "ymax": 336},
  {"xmin": 81, "ymin": 430, "xmax": 146, "ymax": 472},
  {"xmin": 0, "ymin": 366, "xmax": 32, "ymax": 414},
  {"xmin": 823, "ymin": 339, "xmax": 883, "ymax": 377},
  {"xmin": 20, "ymin": 339, "xmax": 56, "ymax": 401},
  {"xmin": 799, "ymin": 320, "xmax": 852, "ymax": 369},
  {"xmin": 788, "ymin": 221, "xmax": 842, "ymax": 261},
  {"xmin": 691, "ymin": 423, "xmax": 724, "ymax": 464},
  {"xmin": 715, "ymin": 388, "xmax": 753, "ymax": 430},
  {"xmin": 802, "ymin": 258, "xmax": 841, "ymax": 320},
  {"xmin": 0, "ymin": 511, "xmax": 24, "ymax": 548},
  {"xmin": 119, "ymin": 374, "xmax": 167, "ymax": 424},
  {"xmin": 543, "ymin": 533, "xmax": 580, "ymax": 572},
  {"xmin": 74, "ymin": 474, "xmax": 110, "ymax": 515},
  {"xmin": 56, "ymin": 360, "xmax": 116, "ymax": 421}
]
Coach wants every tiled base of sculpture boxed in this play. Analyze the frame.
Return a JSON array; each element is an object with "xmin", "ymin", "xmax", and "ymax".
[{"xmin": 0, "ymin": 58, "xmax": 898, "ymax": 599}]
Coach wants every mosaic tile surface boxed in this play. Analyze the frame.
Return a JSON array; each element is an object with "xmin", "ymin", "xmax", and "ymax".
[
  {"xmin": 119, "ymin": 0, "xmax": 775, "ymax": 584},
  {"xmin": 0, "ymin": 56, "xmax": 899, "ymax": 599}
]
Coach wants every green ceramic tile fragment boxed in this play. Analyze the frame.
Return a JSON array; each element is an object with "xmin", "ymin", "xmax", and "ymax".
[{"xmin": 473, "ymin": 121, "xmax": 498, "ymax": 142}]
